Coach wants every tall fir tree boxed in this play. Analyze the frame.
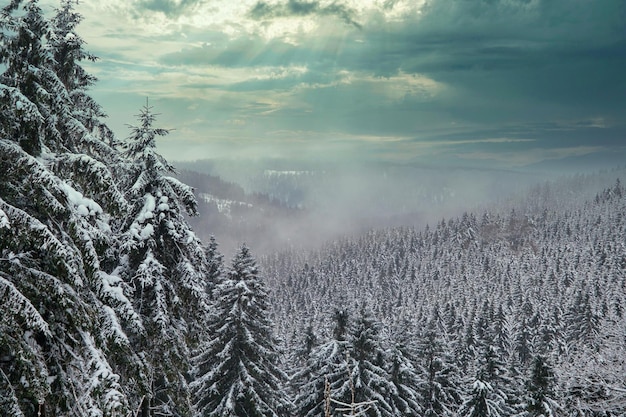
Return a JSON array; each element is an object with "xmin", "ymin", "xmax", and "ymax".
[
  {"xmin": 415, "ymin": 316, "xmax": 462, "ymax": 417},
  {"xmin": 48, "ymin": 0, "xmax": 121, "ymax": 160},
  {"xmin": 294, "ymin": 308, "xmax": 353, "ymax": 417},
  {"xmin": 385, "ymin": 318, "xmax": 423, "ymax": 417},
  {"xmin": 1, "ymin": 1, "xmax": 142, "ymax": 414},
  {"xmin": 344, "ymin": 305, "xmax": 395, "ymax": 417},
  {"xmin": 120, "ymin": 100, "xmax": 209, "ymax": 416},
  {"xmin": 479, "ymin": 345, "xmax": 519, "ymax": 416},
  {"xmin": 191, "ymin": 245, "xmax": 291, "ymax": 417},
  {"xmin": 522, "ymin": 355, "xmax": 560, "ymax": 417},
  {"xmin": 458, "ymin": 378, "xmax": 507, "ymax": 417},
  {"xmin": 0, "ymin": 0, "xmax": 51, "ymax": 155}
]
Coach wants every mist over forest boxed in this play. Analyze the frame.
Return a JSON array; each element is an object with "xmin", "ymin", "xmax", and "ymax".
[{"xmin": 176, "ymin": 158, "xmax": 620, "ymax": 257}]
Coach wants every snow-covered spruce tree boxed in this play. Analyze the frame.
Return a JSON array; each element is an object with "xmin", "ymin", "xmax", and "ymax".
[
  {"xmin": 521, "ymin": 355, "xmax": 561, "ymax": 417},
  {"xmin": 48, "ymin": 0, "xmax": 123, "ymax": 161},
  {"xmin": 191, "ymin": 245, "xmax": 291, "ymax": 417},
  {"xmin": 294, "ymin": 308, "xmax": 353, "ymax": 417},
  {"xmin": 458, "ymin": 377, "xmax": 507, "ymax": 417},
  {"xmin": 386, "ymin": 340, "xmax": 422, "ymax": 417},
  {"xmin": 49, "ymin": 0, "xmax": 97, "ymax": 93},
  {"xmin": 205, "ymin": 234, "xmax": 224, "ymax": 288},
  {"xmin": 478, "ymin": 345, "xmax": 519, "ymax": 416},
  {"xmin": 0, "ymin": 138, "xmax": 136, "ymax": 415},
  {"xmin": 1, "ymin": 0, "xmax": 120, "ymax": 160},
  {"xmin": 1, "ymin": 1, "xmax": 143, "ymax": 414},
  {"xmin": 0, "ymin": 0, "xmax": 50, "ymax": 156},
  {"xmin": 120, "ymin": 100, "xmax": 209, "ymax": 416},
  {"xmin": 1, "ymin": 0, "xmax": 125, "ymax": 206},
  {"xmin": 297, "ymin": 323, "xmax": 319, "ymax": 364},
  {"xmin": 458, "ymin": 346, "xmax": 514, "ymax": 417},
  {"xmin": 415, "ymin": 316, "xmax": 462, "ymax": 417},
  {"xmin": 564, "ymin": 287, "xmax": 601, "ymax": 352},
  {"xmin": 0, "ymin": 0, "xmax": 76, "ymax": 152},
  {"xmin": 343, "ymin": 305, "xmax": 395, "ymax": 417}
]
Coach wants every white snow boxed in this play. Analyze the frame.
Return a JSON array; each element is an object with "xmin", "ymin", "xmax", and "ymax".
[
  {"xmin": 98, "ymin": 272, "xmax": 127, "ymax": 304},
  {"xmin": 76, "ymin": 204, "xmax": 90, "ymax": 217},
  {"xmin": 59, "ymin": 181, "xmax": 103, "ymax": 217},
  {"xmin": 140, "ymin": 223, "xmax": 154, "ymax": 240},
  {"xmin": 136, "ymin": 194, "xmax": 156, "ymax": 223},
  {"xmin": 102, "ymin": 305, "xmax": 130, "ymax": 346},
  {"xmin": 157, "ymin": 195, "xmax": 170, "ymax": 212},
  {"xmin": 129, "ymin": 194, "xmax": 157, "ymax": 240},
  {"xmin": 0, "ymin": 208, "xmax": 9, "ymax": 229}
]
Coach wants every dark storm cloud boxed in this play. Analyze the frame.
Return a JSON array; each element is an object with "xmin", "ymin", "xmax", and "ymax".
[
  {"xmin": 248, "ymin": 0, "xmax": 362, "ymax": 28},
  {"xmin": 336, "ymin": 0, "xmax": 626, "ymax": 153},
  {"xmin": 373, "ymin": 0, "xmax": 626, "ymax": 105}
]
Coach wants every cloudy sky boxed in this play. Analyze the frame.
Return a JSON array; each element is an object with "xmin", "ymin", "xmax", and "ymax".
[{"xmin": 52, "ymin": 0, "xmax": 626, "ymax": 169}]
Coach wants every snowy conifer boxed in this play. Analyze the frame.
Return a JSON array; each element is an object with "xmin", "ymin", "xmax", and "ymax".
[
  {"xmin": 0, "ymin": 0, "xmax": 51, "ymax": 155},
  {"xmin": 294, "ymin": 308, "xmax": 353, "ymax": 417},
  {"xmin": 479, "ymin": 345, "xmax": 518, "ymax": 416},
  {"xmin": 0, "ymin": 139, "xmax": 135, "ymax": 415},
  {"xmin": 416, "ymin": 316, "xmax": 462, "ymax": 417},
  {"xmin": 459, "ymin": 378, "xmax": 507, "ymax": 417},
  {"xmin": 191, "ymin": 245, "xmax": 291, "ymax": 417},
  {"xmin": 120, "ymin": 101, "xmax": 208, "ymax": 416},
  {"xmin": 343, "ymin": 305, "xmax": 395, "ymax": 417},
  {"xmin": 522, "ymin": 355, "xmax": 560, "ymax": 417},
  {"xmin": 48, "ymin": 0, "xmax": 122, "ymax": 164},
  {"xmin": 205, "ymin": 234, "xmax": 224, "ymax": 287},
  {"xmin": 386, "ymin": 342, "xmax": 422, "ymax": 417}
]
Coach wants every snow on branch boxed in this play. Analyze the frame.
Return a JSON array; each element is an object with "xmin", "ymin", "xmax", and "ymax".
[
  {"xmin": 0, "ymin": 208, "xmax": 9, "ymax": 229},
  {"xmin": 0, "ymin": 275, "xmax": 51, "ymax": 338}
]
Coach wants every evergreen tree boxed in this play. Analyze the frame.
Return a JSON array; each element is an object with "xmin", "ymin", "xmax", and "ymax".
[
  {"xmin": 294, "ymin": 308, "xmax": 353, "ymax": 417},
  {"xmin": 205, "ymin": 235, "xmax": 224, "ymax": 287},
  {"xmin": 0, "ymin": 96, "xmax": 136, "ymax": 417},
  {"xmin": 191, "ymin": 245, "xmax": 290, "ymax": 417},
  {"xmin": 565, "ymin": 289, "xmax": 601, "ymax": 351},
  {"xmin": 459, "ymin": 376, "xmax": 507, "ymax": 417},
  {"xmin": 120, "ymin": 100, "xmax": 208, "ymax": 416},
  {"xmin": 479, "ymin": 345, "xmax": 518, "ymax": 416},
  {"xmin": 0, "ymin": 3, "xmax": 143, "ymax": 413},
  {"xmin": 416, "ymin": 317, "xmax": 462, "ymax": 417},
  {"xmin": 345, "ymin": 305, "xmax": 395, "ymax": 417},
  {"xmin": 386, "ymin": 341, "xmax": 422, "ymax": 417},
  {"xmin": 0, "ymin": 0, "xmax": 51, "ymax": 155},
  {"xmin": 49, "ymin": 0, "xmax": 97, "ymax": 92},
  {"xmin": 48, "ymin": 0, "xmax": 120, "ymax": 159},
  {"xmin": 522, "ymin": 355, "xmax": 560, "ymax": 417},
  {"xmin": 294, "ymin": 323, "xmax": 319, "ymax": 367},
  {"xmin": 514, "ymin": 317, "xmax": 534, "ymax": 366}
]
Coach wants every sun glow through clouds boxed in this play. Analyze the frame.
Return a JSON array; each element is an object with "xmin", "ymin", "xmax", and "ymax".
[{"xmin": 36, "ymin": 0, "xmax": 624, "ymax": 167}]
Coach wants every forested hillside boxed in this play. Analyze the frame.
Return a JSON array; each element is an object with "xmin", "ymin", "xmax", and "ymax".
[{"xmin": 262, "ymin": 173, "xmax": 626, "ymax": 417}]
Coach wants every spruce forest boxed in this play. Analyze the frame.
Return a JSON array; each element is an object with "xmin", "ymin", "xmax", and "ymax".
[{"xmin": 1, "ymin": 1, "xmax": 625, "ymax": 417}]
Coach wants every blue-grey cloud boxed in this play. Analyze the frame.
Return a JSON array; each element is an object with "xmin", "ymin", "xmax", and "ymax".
[
  {"xmin": 138, "ymin": 0, "xmax": 204, "ymax": 17},
  {"xmin": 248, "ymin": 0, "xmax": 362, "ymax": 28}
]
